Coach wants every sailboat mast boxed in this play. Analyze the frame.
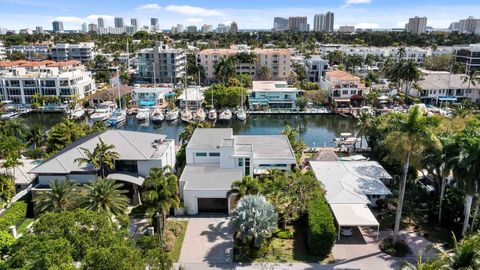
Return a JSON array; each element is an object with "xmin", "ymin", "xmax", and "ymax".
[{"xmin": 116, "ymin": 69, "xmax": 121, "ymax": 109}]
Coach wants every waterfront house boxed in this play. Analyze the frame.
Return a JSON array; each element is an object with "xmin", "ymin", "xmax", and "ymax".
[
  {"xmin": 131, "ymin": 86, "xmax": 172, "ymax": 107},
  {"xmin": 178, "ymin": 87, "xmax": 206, "ymax": 109},
  {"xmin": 414, "ymin": 73, "xmax": 480, "ymax": 104},
  {"xmin": 248, "ymin": 81, "xmax": 300, "ymax": 110},
  {"xmin": 29, "ymin": 130, "xmax": 176, "ymax": 193},
  {"xmin": 309, "ymin": 160, "xmax": 392, "ymax": 240},
  {"xmin": 321, "ymin": 70, "xmax": 368, "ymax": 106},
  {"xmin": 179, "ymin": 128, "xmax": 296, "ymax": 215}
]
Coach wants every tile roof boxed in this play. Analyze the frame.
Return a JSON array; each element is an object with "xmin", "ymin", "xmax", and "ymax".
[{"xmin": 326, "ymin": 70, "xmax": 360, "ymax": 81}]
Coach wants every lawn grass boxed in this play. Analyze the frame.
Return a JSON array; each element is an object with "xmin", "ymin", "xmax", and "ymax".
[
  {"xmin": 234, "ymin": 224, "xmax": 334, "ymax": 264},
  {"xmin": 166, "ymin": 220, "xmax": 188, "ymax": 262},
  {"xmin": 17, "ymin": 218, "xmax": 34, "ymax": 234}
]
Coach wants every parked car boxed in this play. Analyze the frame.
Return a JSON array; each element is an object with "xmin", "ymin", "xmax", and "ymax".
[{"xmin": 341, "ymin": 226, "xmax": 353, "ymax": 236}]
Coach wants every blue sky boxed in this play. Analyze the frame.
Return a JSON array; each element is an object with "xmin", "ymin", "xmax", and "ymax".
[{"xmin": 0, "ymin": 0, "xmax": 479, "ymax": 30}]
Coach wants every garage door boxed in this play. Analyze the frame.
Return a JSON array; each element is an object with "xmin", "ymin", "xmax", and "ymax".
[{"xmin": 197, "ymin": 198, "xmax": 228, "ymax": 213}]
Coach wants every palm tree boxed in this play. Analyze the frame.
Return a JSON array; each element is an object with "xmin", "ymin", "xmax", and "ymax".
[
  {"xmin": 79, "ymin": 178, "xmax": 129, "ymax": 217},
  {"xmin": 75, "ymin": 138, "xmax": 120, "ymax": 178},
  {"xmin": 381, "ymin": 106, "xmax": 440, "ymax": 243},
  {"xmin": 256, "ymin": 66, "xmax": 271, "ymax": 80},
  {"xmin": 346, "ymin": 54, "xmax": 364, "ymax": 74},
  {"xmin": 449, "ymin": 120, "xmax": 480, "ymax": 235},
  {"xmin": 461, "ymin": 71, "xmax": 480, "ymax": 100},
  {"xmin": 356, "ymin": 112, "xmax": 372, "ymax": 149},
  {"xmin": 399, "ymin": 60, "xmax": 421, "ymax": 104},
  {"xmin": 448, "ymin": 233, "xmax": 480, "ymax": 269},
  {"xmin": 0, "ymin": 118, "xmax": 28, "ymax": 140},
  {"xmin": 227, "ymin": 176, "xmax": 262, "ymax": 201},
  {"xmin": 143, "ymin": 166, "xmax": 180, "ymax": 233},
  {"xmin": 26, "ymin": 124, "xmax": 43, "ymax": 148},
  {"xmin": 214, "ymin": 57, "xmax": 237, "ymax": 84},
  {"xmin": 34, "ymin": 179, "xmax": 78, "ymax": 214},
  {"xmin": 179, "ymin": 121, "xmax": 211, "ymax": 145},
  {"xmin": 230, "ymin": 195, "xmax": 278, "ymax": 248},
  {"xmin": 327, "ymin": 50, "xmax": 346, "ymax": 66}
]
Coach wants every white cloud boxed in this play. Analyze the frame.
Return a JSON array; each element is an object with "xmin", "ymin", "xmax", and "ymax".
[
  {"xmin": 165, "ymin": 5, "xmax": 224, "ymax": 17},
  {"xmin": 135, "ymin": 3, "xmax": 161, "ymax": 12},
  {"xmin": 345, "ymin": 0, "xmax": 371, "ymax": 4},
  {"xmin": 186, "ymin": 18, "xmax": 203, "ymax": 23},
  {"xmin": 355, "ymin": 22, "xmax": 379, "ymax": 29},
  {"xmin": 396, "ymin": 21, "xmax": 407, "ymax": 28},
  {"xmin": 54, "ymin": 16, "xmax": 83, "ymax": 23}
]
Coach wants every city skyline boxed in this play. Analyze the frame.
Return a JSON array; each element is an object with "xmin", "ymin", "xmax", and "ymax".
[{"xmin": 0, "ymin": 0, "xmax": 479, "ymax": 31}]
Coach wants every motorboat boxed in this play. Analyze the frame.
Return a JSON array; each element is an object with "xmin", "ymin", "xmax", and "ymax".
[
  {"xmin": 236, "ymin": 108, "xmax": 247, "ymax": 121},
  {"xmin": 181, "ymin": 108, "xmax": 193, "ymax": 123},
  {"xmin": 207, "ymin": 109, "xmax": 217, "ymax": 121},
  {"xmin": 193, "ymin": 108, "xmax": 206, "ymax": 122},
  {"xmin": 90, "ymin": 108, "xmax": 112, "ymax": 122},
  {"xmin": 165, "ymin": 109, "xmax": 179, "ymax": 121},
  {"xmin": 136, "ymin": 108, "xmax": 151, "ymax": 122},
  {"xmin": 359, "ymin": 106, "xmax": 375, "ymax": 116},
  {"xmin": 151, "ymin": 109, "xmax": 165, "ymax": 123},
  {"xmin": 106, "ymin": 109, "xmax": 127, "ymax": 126},
  {"xmin": 334, "ymin": 133, "xmax": 360, "ymax": 146},
  {"xmin": 218, "ymin": 109, "xmax": 232, "ymax": 121},
  {"xmin": 0, "ymin": 111, "xmax": 20, "ymax": 120},
  {"xmin": 70, "ymin": 108, "xmax": 85, "ymax": 120}
]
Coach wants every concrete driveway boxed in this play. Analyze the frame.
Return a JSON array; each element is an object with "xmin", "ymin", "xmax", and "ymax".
[{"xmin": 178, "ymin": 216, "xmax": 233, "ymax": 266}]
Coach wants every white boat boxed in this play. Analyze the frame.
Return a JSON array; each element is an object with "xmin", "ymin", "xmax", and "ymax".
[
  {"xmin": 193, "ymin": 108, "xmax": 206, "ymax": 122},
  {"xmin": 90, "ymin": 108, "xmax": 112, "ymax": 122},
  {"xmin": 0, "ymin": 111, "xmax": 20, "ymax": 119},
  {"xmin": 219, "ymin": 109, "xmax": 232, "ymax": 121},
  {"xmin": 107, "ymin": 109, "xmax": 126, "ymax": 126},
  {"xmin": 334, "ymin": 133, "xmax": 360, "ymax": 146},
  {"xmin": 165, "ymin": 109, "xmax": 179, "ymax": 121},
  {"xmin": 181, "ymin": 108, "xmax": 193, "ymax": 122},
  {"xmin": 236, "ymin": 108, "xmax": 247, "ymax": 121},
  {"xmin": 136, "ymin": 108, "xmax": 151, "ymax": 122},
  {"xmin": 70, "ymin": 108, "xmax": 85, "ymax": 120},
  {"xmin": 208, "ymin": 109, "xmax": 217, "ymax": 121},
  {"xmin": 151, "ymin": 109, "xmax": 165, "ymax": 123}
]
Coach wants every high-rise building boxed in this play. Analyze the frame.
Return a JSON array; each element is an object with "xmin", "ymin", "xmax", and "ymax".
[
  {"xmin": 273, "ymin": 17, "xmax": 289, "ymax": 31},
  {"xmin": 458, "ymin": 16, "xmax": 480, "ymax": 34},
  {"xmin": 339, "ymin": 25, "xmax": 355, "ymax": 33},
  {"xmin": 171, "ymin": 24, "xmax": 184, "ymax": 33},
  {"xmin": 288, "ymin": 17, "xmax": 308, "ymax": 32},
  {"xmin": 81, "ymin": 23, "xmax": 88, "ymax": 33},
  {"xmin": 217, "ymin": 24, "xmax": 229, "ymax": 33},
  {"xmin": 52, "ymin": 20, "xmax": 64, "ymax": 33},
  {"xmin": 131, "ymin": 18, "xmax": 138, "ymax": 30},
  {"xmin": 230, "ymin": 21, "xmax": 238, "ymax": 33},
  {"xmin": 186, "ymin": 25, "xmax": 197, "ymax": 33},
  {"xmin": 201, "ymin": 24, "xmax": 213, "ymax": 33},
  {"xmin": 405, "ymin": 16, "xmax": 427, "ymax": 35},
  {"xmin": 314, "ymin": 12, "xmax": 334, "ymax": 32},
  {"xmin": 88, "ymin": 24, "xmax": 97, "ymax": 33},
  {"xmin": 114, "ymin": 17, "xmax": 125, "ymax": 28},
  {"xmin": 325, "ymin": 12, "xmax": 334, "ymax": 32},
  {"xmin": 35, "ymin": 26, "xmax": 44, "ymax": 34},
  {"xmin": 449, "ymin": 21, "xmax": 460, "ymax": 31},
  {"xmin": 150, "ymin": 18, "xmax": 159, "ymax": 31},
  {"xmin": 97, "ymin": 17, "xmax": 105, "ymax": 28},
  {"xmin": 0, "ymin": 41, "xmax": 5, "ymax": 60}
]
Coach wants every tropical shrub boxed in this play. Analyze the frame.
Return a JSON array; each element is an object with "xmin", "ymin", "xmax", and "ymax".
[
  {"xmin": 0, "ymin": 230, "xmax": 15, "ymax": 255},
  {"xmin": 306, "ymin": 193, "xmax": 336, "ymax": 257},
  {"xmin": 163, "ymin": 230, "xmax": 176, "ymax": 252},
  {"xmin": 0, "ymin": 201, "xmax": 28, "ymax": 232},
  {"xmin": 380, "ymin": 237, "xmax": 411, "ymax": 257}
]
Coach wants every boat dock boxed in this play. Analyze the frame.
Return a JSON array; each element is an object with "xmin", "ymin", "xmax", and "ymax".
[{"xmin": 248, "ymin": 109, "xmax": 332, "ymax": 115}]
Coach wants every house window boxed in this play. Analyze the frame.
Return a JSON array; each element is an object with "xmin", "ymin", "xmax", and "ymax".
[
  {"xmin": 342, "ymin": 90, "xmax": 349, "ymax": 95},
  {"xmin": 238, "ymin": 158, "xmax": 244, "ymax": 167},
  {"xmin": 209, "ymin": 153, "xmax": 220, "ymax": 157},
  {"xmin": 195, "ymin": 152, "xmax": 207, "ymax": 157},
  {"xmin": 245, "ymin": 158, "xmax": 250, "ymax": 175}
]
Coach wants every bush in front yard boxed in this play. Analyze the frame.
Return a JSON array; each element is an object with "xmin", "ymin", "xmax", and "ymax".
[
  {"xmin": 306, "ymin": 192, "xmax": 335, "ymax": 257},
  {"xmin": 0, "ymin": 201, "xmax": 28, "ymax": 232},
  {"xmin": 379, "ymin": 237, "xmax": 411, "ymax": 257}
]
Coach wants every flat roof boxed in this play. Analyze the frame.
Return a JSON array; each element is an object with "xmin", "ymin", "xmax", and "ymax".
[
  {"xmin": 187, "ymin": 128, "xmax": 233, "ymax": 149},
  {"xmin": 330, "ymin": 204, "xmax": 379, "ymax": 227},
  {"xmin": 30, "ymin": 130, "xmax": 170, "ymax": 175},
  {"xmin": 234, "ymin": 135, "xmax": 295, "ymax": 160},
  {"xmin": 309, "ymin": 161, "xmax": 392, "ymax": 204},
  {"xmin": 181, "ymin": 165, "xmax": 243, "ymax": 191},
  {"xmin": 252, "ymin": 81, "xmax": 299, "ymax": 92}
]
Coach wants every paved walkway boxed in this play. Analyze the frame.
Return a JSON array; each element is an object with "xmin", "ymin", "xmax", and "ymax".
[{"xmin": 178, "ymin": 216, "xmax": 233, "ymax": 266}]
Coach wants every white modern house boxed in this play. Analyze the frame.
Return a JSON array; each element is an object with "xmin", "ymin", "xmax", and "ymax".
[
  {"xmin": 50, "ymin": 43, "xmax": 95, "ymax": 62},
  {"xmin": 29, "ymin": 130, "xmax": 176, "ymax": 189},
  {"xmin": 178, "ymin": 87, "xmax": 206, "ymax": 109},
  {"xmin": 309, "ymin": 160, "xmax": 392, "ymax": 240},
  {"xmin": 248, "ymin": 81, "xmax": 300, "ymax": 110},
  {"xmin": 131, "ymin": 86, "xmax": 172, "ymax": 107},
  {"xmin": 180, "ymin": 128, "xmax": 296, "ymax": 215}
]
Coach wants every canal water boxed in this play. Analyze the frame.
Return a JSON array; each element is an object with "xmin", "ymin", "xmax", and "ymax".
[{"xmin": 25, "ymin": 113, "xmax": 361, "ymax": 148}]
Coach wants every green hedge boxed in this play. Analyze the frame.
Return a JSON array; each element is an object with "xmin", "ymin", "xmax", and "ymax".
[
  {"xmin": 0, "ymin": 201, "xmax": 28, "ymax": 232},
  {"xmin": 306, "ymin": 193, "xmax": 336, "ymax": 257}
]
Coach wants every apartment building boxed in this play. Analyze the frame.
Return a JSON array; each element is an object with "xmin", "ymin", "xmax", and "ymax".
[
  {"xmin": 248, "ymin": 81, "xmax": 299, "ymax": 110},
  {"xmin": 50, "ymin": 43, "xmax": 95, "ymax": 62},
  {"xmin": 136, "ymin": 42, "xmax": 186, "ymax": 84},
  {"xmin": 454, "ymin": 44, "xmax": 480, "ymax": 74},
  {"xmin": 0, "ymin": 60, "xmax": 96, "ymax": 104},
  {"xmin": 197, "ymin": 46, "xmax": 291, "ymax": 84},
  {"xmin": 405, "ymin": 16, "xmax": 427, "ymax": 35},
  {"xmin": 6, "ymin": 45, "xmax": 50, "ymax": 61},
  {"xmin": 52, "ymin": 21, "xmax": 64, "ymax": 33},
  {"xmin": 313, "ymin": 12, "xmax": 334, "ymax": 32},
  {"xmin": 339, "ymin": 26, "xmax": 355, "ymax": 33},
  {"xmin": 321, "ymin": 70, "xmax": 368, "ymax": 104},
  {"xmin": 304, "ymin": 56, "xmax": 330, "ymax": 83},
  {"xmin": 201, "ymin": 24, "xmax": 213, "ymax": 33},
  {"xmin": 179, "ymin": 128, "xmax": 296, "ymax": 214},
  {"xmin": 415, "ymin": 73, "xmax": 480, "ymax": 104},
  {"xmin": 288, "ymin": 17, "xmax": 309, "ymax": 32},
  {"xmin": 458, "ymin": 16, "xmax": 480, "ymax": 34},
  {"xmin": 0, "ymin": 42, "xmax": 5, "ymax": 60},
  {"xmin": 273, "ymin": 17, "xmax": 288, "ymax": 31}
]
